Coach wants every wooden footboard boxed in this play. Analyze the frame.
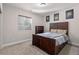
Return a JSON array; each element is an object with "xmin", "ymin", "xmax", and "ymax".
[{"xmin": 32, "ymin": 34, "xmax": 68, "ymax": 55}]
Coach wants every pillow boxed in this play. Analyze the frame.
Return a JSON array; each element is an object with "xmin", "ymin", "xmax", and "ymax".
[
  {"xmin": 57, "ymin": 29, "xmax": 67, "ymax": 34},
  {"xmin": 51, "ymin": 29, "xmax": 57, "ymax": 33}
]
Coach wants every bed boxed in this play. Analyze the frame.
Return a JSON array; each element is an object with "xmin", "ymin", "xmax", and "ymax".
[{"xmin": 32, "ymin": 22, "xmax": 68, "ymax": 55}]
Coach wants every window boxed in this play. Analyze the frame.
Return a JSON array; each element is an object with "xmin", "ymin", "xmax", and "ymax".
[{"xmin": 18, "ymin": 15, "xmax": 32, "ymax": 30}]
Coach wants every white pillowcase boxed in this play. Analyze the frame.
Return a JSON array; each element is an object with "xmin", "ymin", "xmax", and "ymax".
[
  {"xmin": 57, "ymin": 29, "xmax": 67, "ymax": 34},
  {"xmin": 51, "ymin": 29, "xmax": 57, "ymax": 33}
]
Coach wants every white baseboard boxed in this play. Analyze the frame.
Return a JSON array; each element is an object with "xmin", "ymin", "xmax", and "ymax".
[
  {"xmin": 1, "ymin": 39, "xmax": 31, "ymax": 48},
  {"xmin": 68, "ymin": 42, "xmax": 79, "ymax": 47}
]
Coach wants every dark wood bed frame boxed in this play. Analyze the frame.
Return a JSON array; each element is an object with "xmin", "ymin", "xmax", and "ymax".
[{"xmin": 32, "ymin": 22, "xmax": 68, "ymax": 55}]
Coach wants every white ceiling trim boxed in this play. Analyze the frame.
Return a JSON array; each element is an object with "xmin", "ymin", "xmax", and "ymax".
[{"xmin": 4, "ymin": 3, "xmax": 79, "ymax": 15}]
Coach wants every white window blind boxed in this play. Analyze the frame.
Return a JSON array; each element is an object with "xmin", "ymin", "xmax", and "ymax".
[{"xmin": 18, "ymin": 15, "xmax": 32, "ymax": 30}]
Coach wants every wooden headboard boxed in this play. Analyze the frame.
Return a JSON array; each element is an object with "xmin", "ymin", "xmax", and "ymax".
[{"xmin": 50, "ymin": 22, "xmax": 68, "ymax": 35}]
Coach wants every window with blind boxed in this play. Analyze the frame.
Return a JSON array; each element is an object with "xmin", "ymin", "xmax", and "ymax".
[{"xmin": 18, "ymin": 15, "xmax": 32, "ymax": 30}]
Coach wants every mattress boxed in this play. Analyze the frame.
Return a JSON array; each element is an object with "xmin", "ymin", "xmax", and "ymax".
[{"xmin": 37, "ymin": 32, "xmax": 68, "ymax": 46}]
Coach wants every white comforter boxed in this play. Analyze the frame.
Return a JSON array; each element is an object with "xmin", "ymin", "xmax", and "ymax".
[{"xmin": 37, "ymin": 32, "xmax": 68, "ymax": 46}]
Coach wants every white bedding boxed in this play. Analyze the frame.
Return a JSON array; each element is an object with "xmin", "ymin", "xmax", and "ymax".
[{"xmin": 37, "ymin": 32, "xmax": 68, "ymax": 46}]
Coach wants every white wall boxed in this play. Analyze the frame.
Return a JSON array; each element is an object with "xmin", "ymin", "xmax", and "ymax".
[
  {"xmin": 0, "ymin": 3, "xmax": 3, "ymax": 47},
  {"xmin": 43, "ymin": 5, "xmax": 79, "ymax": 46},
  {"xmin": 2, "ymin": 4, "xmax": 44, "ymax": 45},
  {"xmin": 0, "ymin": 3, "xmax": 1, "ymax": 42},
  {"xmin": 2, "ymin": 4, "xmax": 79, "ymax": 47}
]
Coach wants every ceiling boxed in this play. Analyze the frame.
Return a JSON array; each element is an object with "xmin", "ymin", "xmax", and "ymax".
[{"xmin": 5, "ymin": 3, "xmax": 79, "ymax": 15}]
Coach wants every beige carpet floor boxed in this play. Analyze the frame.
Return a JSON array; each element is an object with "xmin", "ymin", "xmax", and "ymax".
[{"xmin": 0, "ymin": 40, "xmax": 79, "ymax": 55}]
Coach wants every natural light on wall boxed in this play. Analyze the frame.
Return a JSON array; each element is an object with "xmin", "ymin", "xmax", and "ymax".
[{"xmin": 18, "ymin": 15, "xmax": 32, "ymax": 30}]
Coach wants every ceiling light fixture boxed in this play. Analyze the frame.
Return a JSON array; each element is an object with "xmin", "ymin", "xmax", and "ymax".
[
  {"xmin": 37, "ymin": 3, "xmax": 47, "ymax": 7},
  {"xmin": 40, "ymin": 3, "xmax": 46, "ymax": 6},
  {"xmin": 36, "ymin": 3, "xmax": 47, "ymax": 7}
]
